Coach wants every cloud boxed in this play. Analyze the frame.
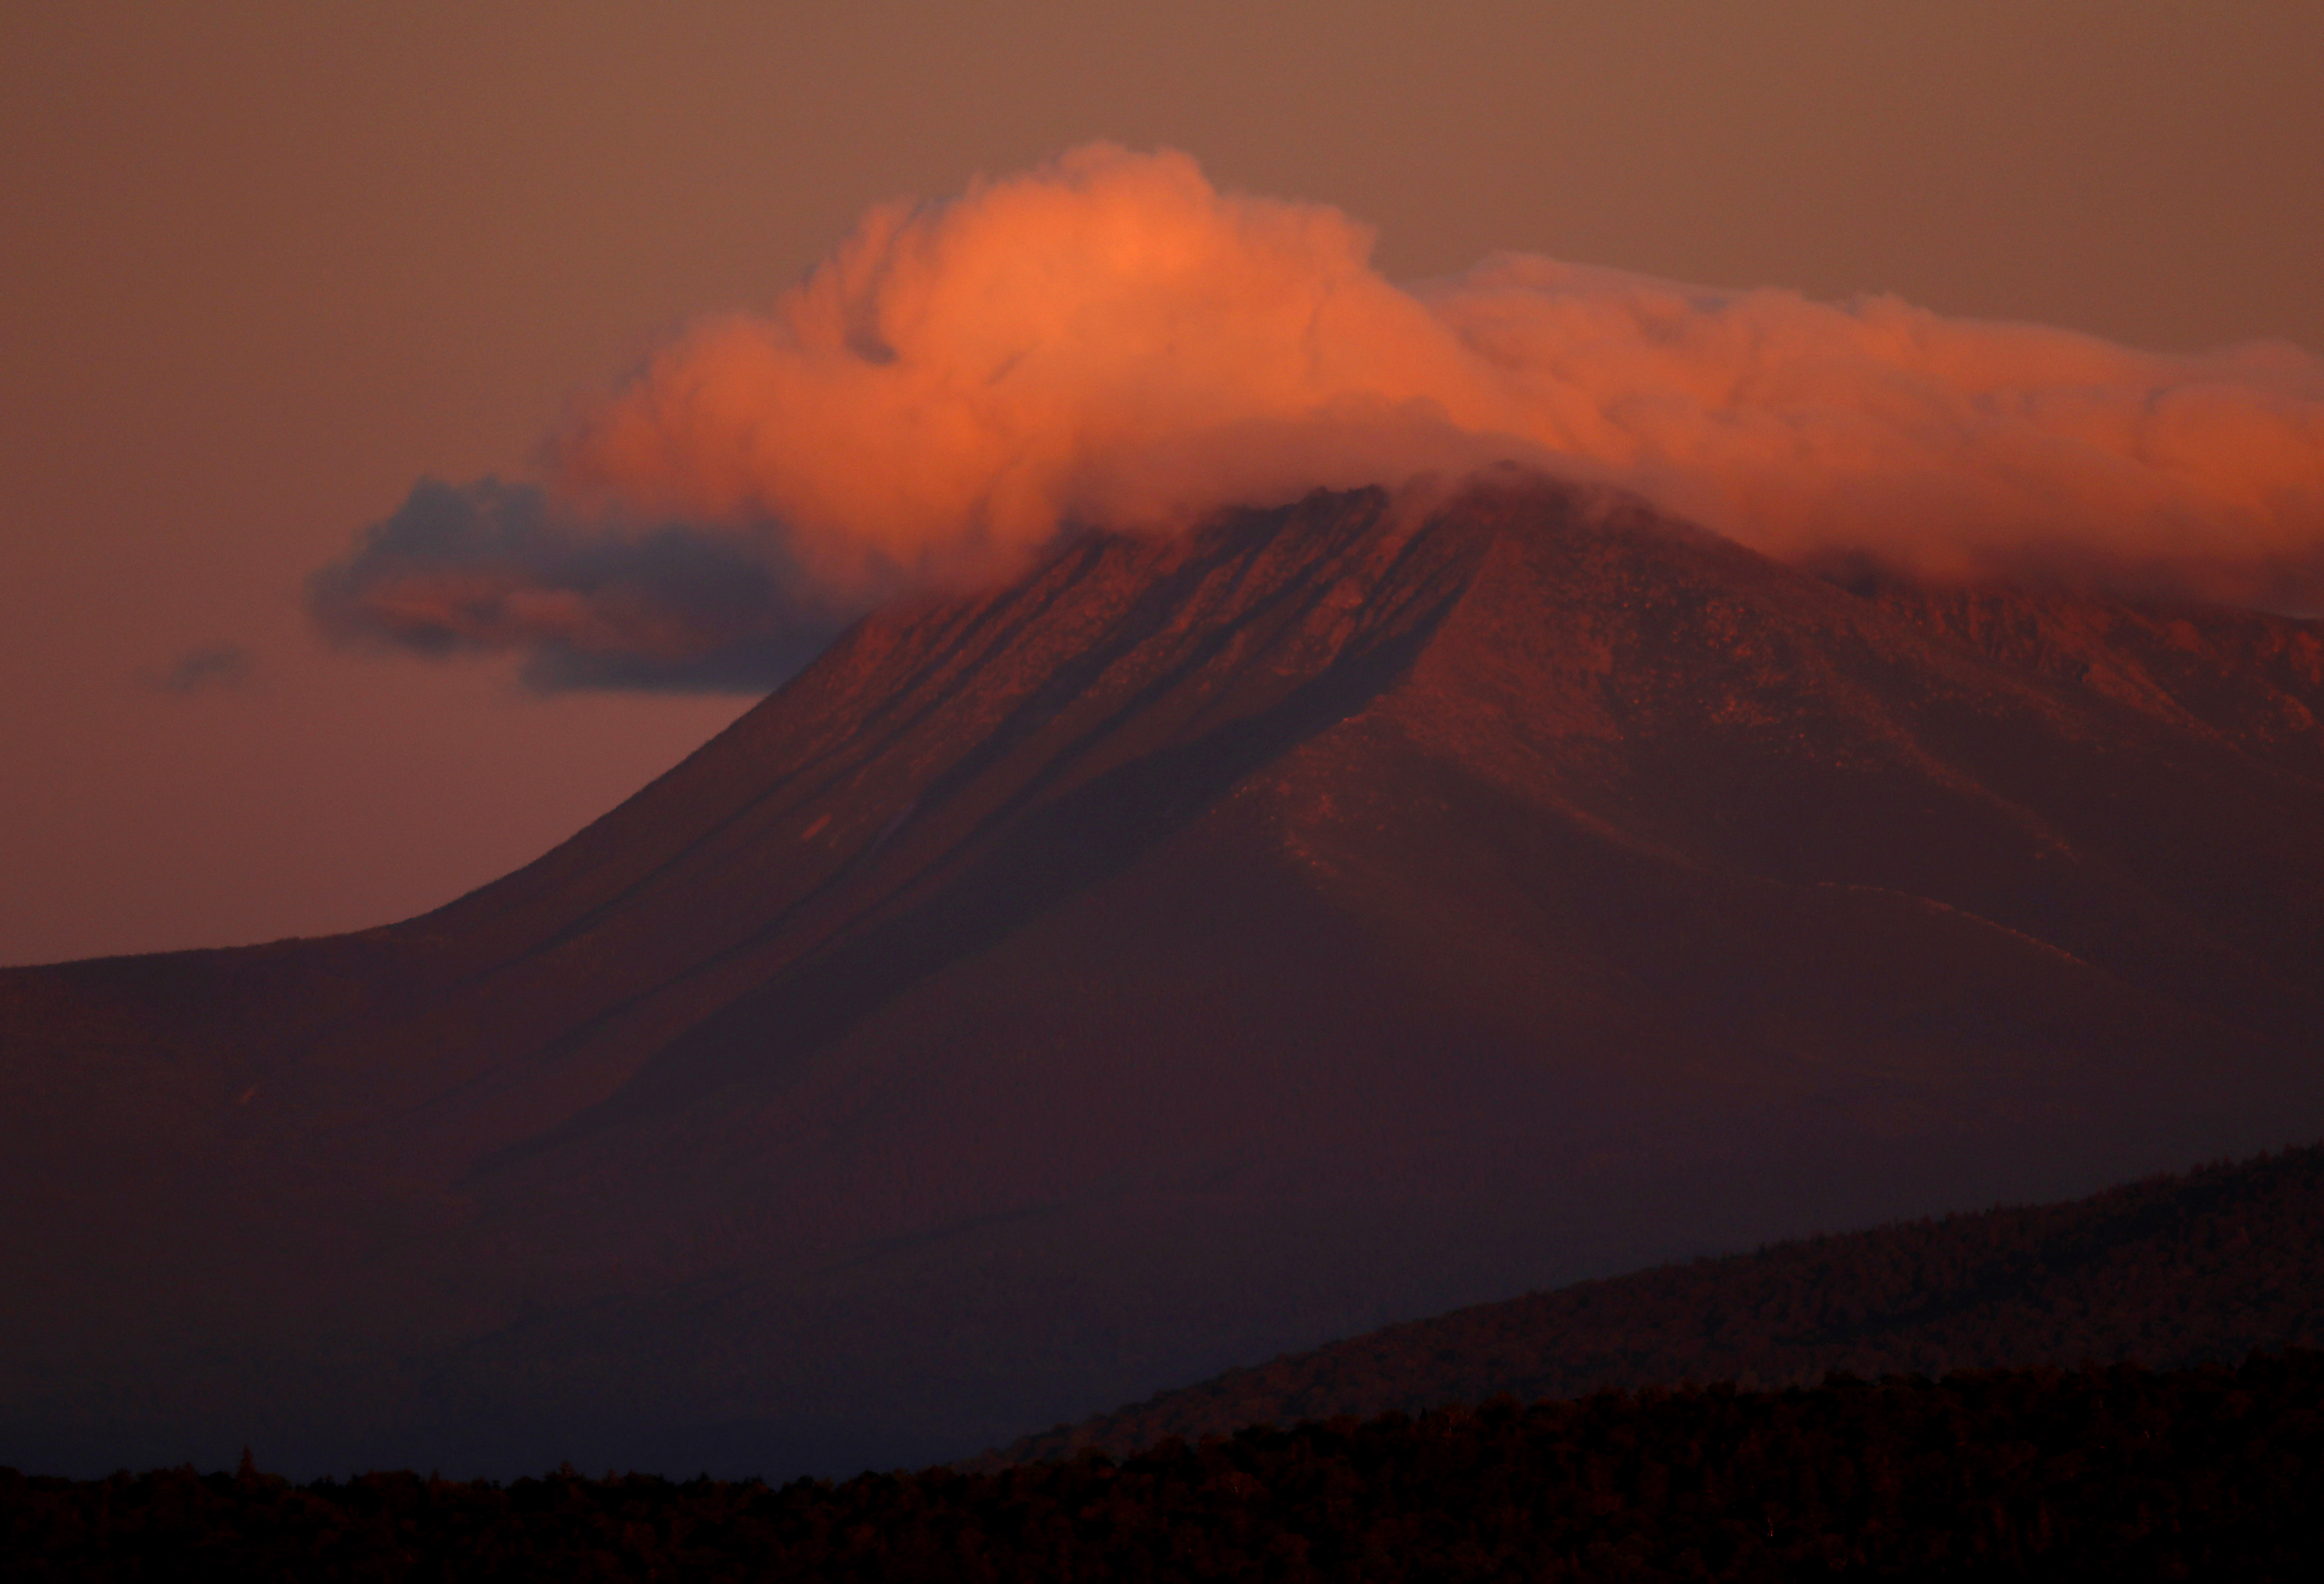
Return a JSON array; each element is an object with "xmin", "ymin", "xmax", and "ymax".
[
  {"xmin": 155, "ymin": 644, "xmax": 254, "ymax": 694},
  {"xmin": 313, "ymin": 144, "xmax": 2324, "ymax": 690},
  {"xmin": 308, "ymin": 477, "xmax": 848, "ymax": 691}
]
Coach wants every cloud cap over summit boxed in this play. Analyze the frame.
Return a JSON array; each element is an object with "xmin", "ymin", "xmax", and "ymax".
[{"xmin": 313, "ymin": 146, "xmax": 2324, "ymax": 690}]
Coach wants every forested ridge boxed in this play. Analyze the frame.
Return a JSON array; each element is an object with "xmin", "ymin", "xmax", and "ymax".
[
  {"xmin": 1003, "ymin": 1142, "xmax": 2324, "ymax": 1465},
  {"xmin": 7, "ymin": 1353, "xmax": 2324, "ymax": 1579}
]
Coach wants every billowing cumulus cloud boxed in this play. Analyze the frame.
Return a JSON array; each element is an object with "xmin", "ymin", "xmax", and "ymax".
[{"xmin": 314, "ymin": 144, "xmax": 2324, "ymax": 690}]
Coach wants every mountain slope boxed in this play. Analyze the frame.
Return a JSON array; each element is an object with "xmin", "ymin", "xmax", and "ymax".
[
  {"xmin": 996, "ymin": 1141, "xmax": 2324, "ymax": 1464},
  {"xmin": 5, "ymin": 472, "xmax": 2324, "ymax": 1478}
]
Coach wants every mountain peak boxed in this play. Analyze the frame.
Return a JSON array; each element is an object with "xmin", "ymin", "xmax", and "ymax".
[{"xmin": 8, "ymin": 472, "xmax": 2324, "ymax": 1478}]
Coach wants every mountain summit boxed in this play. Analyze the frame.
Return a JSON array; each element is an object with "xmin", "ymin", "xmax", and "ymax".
[{"xmin": 7, "ymin": 473, "xmax": 2324, "ymax": 1477}]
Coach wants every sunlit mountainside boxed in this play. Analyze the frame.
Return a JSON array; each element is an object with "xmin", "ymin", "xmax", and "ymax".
[{"xmin": 5, "ymin": 472, "xmax": 2324, "ymax": 1480}]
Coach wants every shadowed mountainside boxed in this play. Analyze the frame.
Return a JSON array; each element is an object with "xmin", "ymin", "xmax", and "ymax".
[
  {"xmin": 996, "ymin": 1141, "xmax": 2324, "ymax": 1464},
  {"xmin": 5, "ymin": 471, "xmax": 2324, "ymax": 1479}
]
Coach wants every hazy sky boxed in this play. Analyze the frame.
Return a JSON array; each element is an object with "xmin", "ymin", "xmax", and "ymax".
[{"xmin": 5, "ymin": 1, "xmax": 2320, "ymax": 967}]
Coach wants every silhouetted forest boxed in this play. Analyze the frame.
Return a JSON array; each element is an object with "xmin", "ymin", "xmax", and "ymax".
[
  {"xmin": 8, "ymin": 1353, "xmax": 2324, "ymax": 1579},
  {"xmin": 1004, "ymin": 1142, "xmax": 2324, "ymax": 1464}
]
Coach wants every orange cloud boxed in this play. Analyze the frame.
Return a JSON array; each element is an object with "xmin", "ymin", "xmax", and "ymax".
[
  {"xmin": 551, "ymin": 147, "xmax": 1512, "ymax": 594},
  {"xmin": 318, "ymin": 145, "xmax": 2324, "ymax": 687}
]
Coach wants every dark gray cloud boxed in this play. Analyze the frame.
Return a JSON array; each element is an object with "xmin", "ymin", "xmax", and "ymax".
[
  {"xmin": 307, "ymin": 478, "xmax": 855, "ymax": 692},
  {"xmin": 156, "ymin": 644, "xmax": 254, "ymax": 694}
]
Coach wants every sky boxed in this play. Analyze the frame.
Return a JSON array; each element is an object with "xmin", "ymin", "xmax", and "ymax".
[{"xmin": 5, "ymin": 1, "xmax": 2321, "ymax": 968}]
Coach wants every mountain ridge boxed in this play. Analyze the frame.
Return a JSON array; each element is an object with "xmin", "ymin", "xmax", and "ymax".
[
  {"xmin": 6, "ymin": 470, "xmax": 2324, "ymax": 1478},
  {"xmin": 990, "ymin": 1138, "xmax": 2324, "ymax": 1466}
]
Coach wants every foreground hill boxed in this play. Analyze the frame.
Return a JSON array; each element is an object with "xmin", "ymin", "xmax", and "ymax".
[
  {"xmin": 9, "ymin": 1355, "xmax": 2324, "ymax": 1580},
  {"xmin": 1001, "ymin": 1142, "xmax": 2324, "ymax": 1463},
  {"xmin": 6, "ymin": 472, "xmax": 2324, "ymax": 1478}
]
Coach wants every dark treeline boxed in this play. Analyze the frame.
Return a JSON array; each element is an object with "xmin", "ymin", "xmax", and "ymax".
[
  {"xmin": 1006, "ymin": 1142, "xmax": 2324, "ymax": 1463},
  {"xmin": 8, "ymin": 1352, "xmax": 2324, "ymax": 1580}
]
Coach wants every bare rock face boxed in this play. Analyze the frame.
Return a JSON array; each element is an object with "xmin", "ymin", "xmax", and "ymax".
[{"xmin": 6, "ymin": 473, "xmax": 2324, "ymax": 1478}]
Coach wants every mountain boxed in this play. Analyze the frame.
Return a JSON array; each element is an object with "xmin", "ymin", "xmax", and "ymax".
[
  {"xmin": 997, "ymin": 1141, "xmax": 2324, "ymax": 1464},
  {"xmin": 5, "ymin": 471, "xmax": 2324, "ymax": 1479}
]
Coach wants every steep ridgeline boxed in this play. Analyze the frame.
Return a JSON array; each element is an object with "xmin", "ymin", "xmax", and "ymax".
[
  {"xmin": 5, "ymin": 472, "xmax": 2324, "ymax": 1479},
  {"xmin": 997, "ymin": 1142, "xmax": 2324, "ymax": 1464}
]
